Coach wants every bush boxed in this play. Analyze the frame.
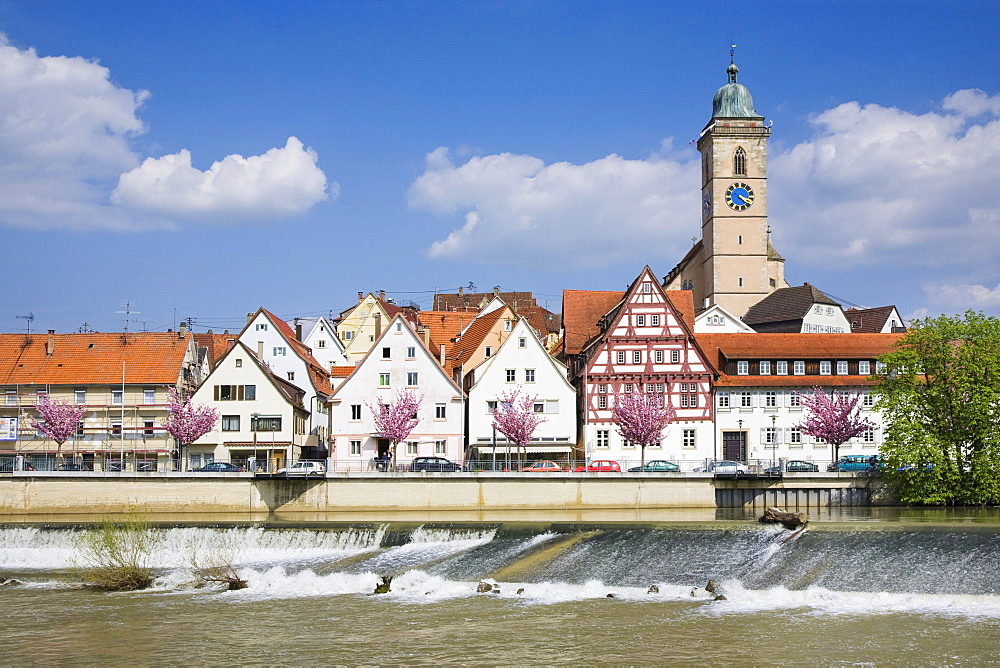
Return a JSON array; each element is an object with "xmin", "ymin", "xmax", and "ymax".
[{"xmin": 75, "ymin": 512, "xmax": 158, "ymax": 591}]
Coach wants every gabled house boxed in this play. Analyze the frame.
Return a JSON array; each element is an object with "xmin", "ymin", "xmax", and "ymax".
[
  {"xmin": 0, "ymin": 329, "xmax": 203, "ymax": 471},
  {"xmin": 742, "ymin": 283, "xmax": 851, "ymax": 333},
  {"xmin": 238, "ymin": 308, "xmax": 332, "ymax": 456},
  {"xmin": 563, "ymin": 267, "xmax": 716, "ymax": 465},
  {"xmin": 432, "ymin": 288, "xmax": 562, "ymax": 348},
  {"xmin": 190, "ymin": 341, "xmax": 310, "ymax": 471},
  {"xmin": 466, "ymin": 318, "xmax": 577, "ymax": 466},
  {"xmin": 334, "ymin": 291, "xmax": 419, "ymax": 366},
  {"xmin": 416, "ymin": 310, "xmax": 478, "ymax": 366},
  {"xmin": 845, "ymin": 306, "xmax": 907, "ymax": 334},
  {"xmin": 694, "ymin": 303, "xmax": 755, "ymax": 333},
  {"xmin": 329, "ymin": 314, "xmax": 465, "ymax": 467},
  {"xmin": 290, "ymin": 316, "xmax": 349, "ymax": 370},
  {"xmin": 695, "ymin": 332, "xmax": 903, "ymax": 466},
  {"xmin": 448, "ymin": 299, "xmax": 518, "ymax": 387}
]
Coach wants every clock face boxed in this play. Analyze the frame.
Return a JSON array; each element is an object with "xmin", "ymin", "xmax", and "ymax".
[
  {"xmin": 702, "ymin": 190, "xmax": 712, "ymax": 217},
  {"xmin": 725, "ymin": 182, "xmax": 755, "ymax": 211}
]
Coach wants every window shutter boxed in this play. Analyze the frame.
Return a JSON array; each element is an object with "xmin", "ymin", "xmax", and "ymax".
[
  {"xmin": 238, "ymin": 385, "xmax": 244, "ymax": 401},
  {"xmin": 213, "ymin": 385, "xmax": 219, "ymax": 401},
  {"xmin": 759, "ymin": 427, "xmax": 767, "ymax": 445}
]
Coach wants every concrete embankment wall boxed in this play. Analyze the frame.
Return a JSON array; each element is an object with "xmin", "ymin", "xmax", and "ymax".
[{"xmin": 0, "ymin": 474, "xmax": 890, "ymax": 515}]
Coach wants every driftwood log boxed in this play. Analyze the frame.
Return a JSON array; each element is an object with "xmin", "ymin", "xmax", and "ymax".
[{"xmin": 759, "ymin": 507, "xmax": 808, "ymax": 530}]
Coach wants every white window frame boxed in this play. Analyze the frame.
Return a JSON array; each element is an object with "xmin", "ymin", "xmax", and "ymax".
[
  {"xmin": 820, "ymin": 361, "xmax": 832, "ymax": 375},
  {"xmin": 759, "ymin": 361, "xmax": 771, "ymax": 375},
  {"xmin": 737, "ymin": 360, "xmax": 749, "ymax": 375},
  {"xmin": 794, "ymin": 361, "xmax": 805, "ymax": 375},
  {"xmin": 776, "ymin": 361, "xmax": 788, "ymax": 375}
]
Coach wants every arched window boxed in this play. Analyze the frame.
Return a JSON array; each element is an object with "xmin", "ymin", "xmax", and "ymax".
[{"xmin": 734, "ymin": 147, "xmax": 746, "ymax": 176}]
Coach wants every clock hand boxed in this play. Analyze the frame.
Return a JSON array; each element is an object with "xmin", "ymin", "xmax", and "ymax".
[{"xmin": 738, "ymin": 194, "xmax": 753, "ymax": 204}]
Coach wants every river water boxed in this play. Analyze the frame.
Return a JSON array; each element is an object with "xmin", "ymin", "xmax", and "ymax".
[{"xmin": 2, "ymin": 509, "xmax": 999, "ymax": 665}]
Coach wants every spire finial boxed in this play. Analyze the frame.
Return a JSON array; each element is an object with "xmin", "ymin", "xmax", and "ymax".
[{"xmin": 727, "ymin": 44, "xmax": 739, "ymax": 84}]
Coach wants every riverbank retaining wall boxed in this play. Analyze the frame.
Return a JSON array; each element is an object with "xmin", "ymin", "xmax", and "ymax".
[{"xmin": 0, "ymin": 473, "xmax": 892, "ymax": 514}]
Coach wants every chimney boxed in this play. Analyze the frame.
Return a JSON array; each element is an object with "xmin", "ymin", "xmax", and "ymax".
[
  {"xmin": 440, "ymin": 343, "xmax": 446, "ymax": 366},
  {"xmin": 423, "ymin": 326, "xmax": 430, "ymax": 346},
  {"xmin": 358, "ymin": 291, "xmax": 364, "ymax": 302},
  {"xmin": 46, "ymin": 330, "xmax": 55, "ymax": 356},
  {"xmin": 379, "ymin": 290, "xmax": 386, "ymax": 302},
  {"xmin": 247, "ymin": 312, "xmax": 254, "ymax": 325},
  {"xmin": 207, "ymin": 329, "xmax": 214, "ymax": 334},
  {"xmin": 257, "ymin": 341, "xmax": 264, "ymax": 359},
  {"xmin": 493, "ymin": 286, "xmax": 500, "ymax": 297},
  {"xmin": 294, "ymin": 319, "xmax": 302, "ymax": 341},
  {"xmin": 458, "ymin": 286, "xmax": 464, "ymax": 296},
  {"xmin": 179, "ymin": 322, "xmax": 187, "ymax": 338},
  {"xmin": 374, "ymin": 313, "xmax": 382, "ymax": 339}
]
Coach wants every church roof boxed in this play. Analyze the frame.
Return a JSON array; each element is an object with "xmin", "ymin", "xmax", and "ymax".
[
  {"xmin": 743, "ymin": 283, "xmax": 841, "ymax": 325},
  {"xmin": 712, "ymin": 59, "xmax": 762, "ymax": 119}
]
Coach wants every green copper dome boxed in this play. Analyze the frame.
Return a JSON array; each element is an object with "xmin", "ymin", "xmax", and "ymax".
[{"xmin": 712, "ymin": 60, "xmax": 762, "ymax": 119}]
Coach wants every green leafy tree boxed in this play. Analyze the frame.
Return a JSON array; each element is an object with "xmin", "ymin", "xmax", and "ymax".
[{"xmin": 875, "ymin": 311, "xmax": 1000, "ymax": 505}]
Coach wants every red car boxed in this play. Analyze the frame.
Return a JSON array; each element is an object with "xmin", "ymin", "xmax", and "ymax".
[
  {"xmin": 573, "ymin": 460, "xmax": 621, "ymax": 472},
  {"xmin": 521, "ymin": 460, "xmax": 565, "ymax": 473}
]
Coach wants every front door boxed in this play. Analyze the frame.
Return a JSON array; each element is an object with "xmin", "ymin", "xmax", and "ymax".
[{"xmin": 722, "ymin": 431, "xmax": 746, "ymax": 461}]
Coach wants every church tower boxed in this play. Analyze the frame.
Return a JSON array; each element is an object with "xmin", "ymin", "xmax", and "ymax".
[{"xmin": 664, "ymin": 54, "xmax": 787, "ymax": 317}]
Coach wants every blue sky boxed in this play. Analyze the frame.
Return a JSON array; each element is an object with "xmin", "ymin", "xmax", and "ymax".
[{"xmin": 1, "ymin": 1, "xmax": 998, "ymax": 334}]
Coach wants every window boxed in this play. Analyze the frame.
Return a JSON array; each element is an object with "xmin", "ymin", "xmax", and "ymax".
[
  {"xmin": 636, "ymin": 315, "xmax": 645, "ymax": 326},
  {"xmin": 350, "ymin": 440, "xmax": 361, "ymax": 456},
  {"xmin": 143, "ymin": 419, "xmax": 154, "ymax": 437},
  {"xmin": 859, "ymin": 360, "xmax": 871, "ymax": 375},
  {"xmin": 287, "ymin": 372, "xmax": 295, "ymax": 381},
  {"xmin": 506, "ymin": 369, "xmax": 516, "ymax": 383},
  {"xmin": 790, "ymin": 392, "xmax": 802, "ymax": 408},
  {"xmin": 683, "ymin": 429, "xmax": 696, "ymax": 448},
  {"xmin": 487, "ymin": 401, "xmax": 497, "ymax": 413},
  {"xmin": 598, "ymin": 396, "xmax": 608, "ymax": 409},
  {"xmin": 255, "ymin": 323, "xmax": 268, "ymax": 331},
  {"xmin": 738, "ymin": 235, "xmax": 743, "ymax": 245},
  {"xmin": 317, "ymin": 340, "xmax": 327, "ymax": 348},
  {"xmin": 624, "ymin": 383, "xmax": 633, "ymax": 393},
  {"xmin": 6, "ymin": 390, "xmax": 17, "ymax": 406},
  {"xmin": 75, "ymin": 389, "xmax": 86, "ymax": 405},
  {"xmin": 633, "ymin": 351, "xmax": 642, "ymax": 364},
  {"xmin": 222, "ymin": 415, "xmax": 240, "ymax": 431},
  {"xmin": 252, "ymin": 416, "xmax": 282, "ymax": 431},
  {"xmin": 525, "ymin": 369, "xmax": 535, "ymax": 383},
  {"xmin": 647, "ymin": 384, "xmax": 655, "ymax": 393},
  {"xmin": 596, "ymin": 430, "xmax": 609, "ymax": 448},
  {"xmin": 862, "ymin": 429, "xmax": 875, "ymax": 443},
  {"xmin": 484, "ymin": 346, "xmax": 492, "ymax": 358},
  {"xmin": 737, "ymin": 360, "xmax": 749, "ymax": 375},
  {"xmin": 379, "ymin": 373, "xmax": 390, "ymax": 387},
  {"xmin": 235, "ymin": 358, "xmax": 242, "ymax": 368},
  {"xmin": 790, "ymin": 428, "xmax": 802, "ymax": 445},
  {"xmin": 681, "ymin": 394, "xmax": 689, "ymax": 408},
  {"xmin": 435, "ymin": 440, "xmax": 446, "ymax": 454},
  {"xmin": 862, "ymin": 393, "xmax": 874, "ymax": 408},
  {"xmin": 245, "ymin": 385, "xmax": 255, "ymax": 400},
  {"xmin": 794, "ymin": 361, "xmax": 805, "ymax": 375},
  {"xmin": 351, "ymin": 404, "xmax": 362, "ymax": 420},
  {"xmin": 435, "ymin": 403, "xmax": 446, "ymax": 419},
  {"xmin": 518, "ymin": 338, "xmax": 526, "ymax": 348},
  {"xmin": 741, "ymin": 392, "xmax": 752, "ymax": 408},
  {"xmin": 273, "ymin": 346, "xmax": 287, "ymax": 356},
  {"xmin": 112, "ymin": 390, "xmax": 123, "ymax": 405},
  {"xmin": 343, "ymin": 330, "xmax": 353, "ymax": 340},
  {"xmin": 820, "ymin": 361, "xmax": 832, "ymax": 375},
  {"xmin": 759, "ymin": 361, "xmax": 771, "ymax": 375},
  {"xmin": 814, "ymin": 305, "xmax": 823, "ymax": 315},
  {"xmin": 598, "ymin": 384, "xmax": 607, "ymax": 394},
  {"xmin": 837, "ymin": 361, "xmax": 848, "ymax": 375},
  {"xmin": 533, "ymin": 402, "xmax": 545, "ymax": 414},
  {"xmin": 826, "ymin": 307, "xmax": 835, "ymax": 316},
  {"xmin": 407, "ymin": 372, "xmax": 418, "ymax": 386},
  {"xmin": 734, "ymin": 146, "xmax": 746, "ymax": 176},
  {"xmin": 876, "ymin": 361, "xmax": 887, "ymax": 374},
  {"xmin": 651, "ymin": 315, "xmax": 660, "ymax": 326},
  {"xmin": 765, "ymin": 391, "xmax": 777, "ymax": 407},
  {"xmin": 643, "ymin": 282, "xmax": 652, "ymax": 293},
  {"xmin": 656, "ymin": 383, "xmax": 664, "ymax": 393},
  {"xmin": 738, "ymin": 277, "xmax": 744, "ymax": 287},
  {"xmin": 396, "ymin": 322, "xmax": 402, "ymax": 332},
  {"xmin": 504, "ymin": 320, "xmax": 513, "ymax": 331},
  {"xmin": 689, "ymin": 393, "xmax": 698, "ymax": 407},
  {"xmin": 111, "ymin": 421, "xmax": 122, "ymax": 438},
  {"xmin": 776, "ymin": 361, "xmax": 788, "ymax": 375},
  {"xmin": 407, "ymin": 441, "xmax": 418, "ymax": 455},
  {"xmin": 765, "ymin": 427, "xmax": 777, "ymax": 445},
  {"xmin": 406, "ymin": 346, "xmax": 416, "ymax": 358},
  {"xmin": 545, "ymin": 399, "xmax": 559, "ymax": 414},
  {"xmin": 671, "ymin": 350, "xmax": 680, "ymax": 364},
  {"xmin": 616, "ymin": 351, "xmax": 626, "ymax": 364},
  {"xmin": 382, "ymin": 347, "xmax": 391, "ymax": 359},
  {"xmin": 719, "ymin": 391, "xmax": 731, "ymax": 408}
]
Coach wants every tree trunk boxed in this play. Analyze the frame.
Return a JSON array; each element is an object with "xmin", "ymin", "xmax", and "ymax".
[{"xmin": 641, "ymin": 444, "xmax": 646, "ymax": 468}]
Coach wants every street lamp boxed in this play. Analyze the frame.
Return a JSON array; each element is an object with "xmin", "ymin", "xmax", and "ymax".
[
  {"xmin": 770, "ymin": 414, "xmax": 777, "ymax": 472},
  {"xmin": 737, "ymin": 419, "xmax": 743, "ymax": 461}
]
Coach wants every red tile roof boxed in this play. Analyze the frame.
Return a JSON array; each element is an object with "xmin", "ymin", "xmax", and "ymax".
[
  {"xmin": 0, "ymin": 332, "xmax": 194, "ymax": 385},
  {"xmin": 417, "ymin": 311, "xmax": 476, "ymax": 359},
  {"xmin": 450, "ymin": 308, "xmax": 508, "ymax": 369},
  {"xmin": 329, "ymin": 366, "xmax": 356, "ymax": 378},
  {"xmin": 256, "ymin": 308, "xmax": 333, "ymax": 396},
  {"xmin": 193, "ymin": 333, "xmax": 236, "ymax": 370},
  {"xmin": 561, "ymin": 290, "xmax": 625, "ymax": 356},
  {"xmin": 695, "ymin": 333, "xmax": 904, "ymax": 359}
]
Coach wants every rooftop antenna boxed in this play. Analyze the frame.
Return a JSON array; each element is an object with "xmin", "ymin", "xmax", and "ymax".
[
  {"xmin": 467, "ymin": 281, "xmax": 477, "ymax": 293},
  {"xmin": 77, "ymin": 322, "xmax": 95, "ymax": 334},
  {"xmin": 116, "ymin": 301, "xmax": 139, "ymax": 334},
  {"xmin": 16, "ymin": 313, "xmax": 34, "ymax": 337}
]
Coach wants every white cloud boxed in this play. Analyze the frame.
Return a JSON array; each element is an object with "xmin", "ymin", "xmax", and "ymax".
[
  {"xmin": 769, "ymin": 91, "xmax": 1000, "ymax": 271},
  {"xmin": 111, "ymin": 137, "xmax": 331, "ymax": 219},
  {"xmin": 0, "ymin": 38, "xmax": 331, "ymax": 231},
  {"xmin": 409, "ymin": 144, "xmax": 699, "ymax": 268},
  {"xmin": 924, "ymin": 282, "xmax": 1000, "ymax": 309}
]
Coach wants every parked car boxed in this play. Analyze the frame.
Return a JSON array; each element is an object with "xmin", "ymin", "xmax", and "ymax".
[
  {"xmin": 411, "ymin": 456, "xmax": 463, "ymax": 472},
  {"xmin": 277, "ymin": 461, "xmax": 326, "ymax": 475},
  {"xmin": 192, "ymin": 462, "xmax": 244, "ymax": 473},
  {"xmin": 827, "ymin": 455, "xmax": 879, "ymax": 472},
  {"xmin": 522, "ymin": 460, "xmax": 565, "ymax": 473},
  {"xmin": 573, "ymin": 460, "xmax": 621, "ymax": 472},
  {"xmin": 763, "ymin": 460, "xmax": 820, "ymax": 474},
  {"xmin": 694, "ymin": 460, "xmax": 749, "ymax": 475},
  {"xmin": 628, "ymin": 460, "xmax": 680, "ymax": 472},
  {"xmin": 0, "ymin": 461, "xmax": 34, "ymax": 472}
]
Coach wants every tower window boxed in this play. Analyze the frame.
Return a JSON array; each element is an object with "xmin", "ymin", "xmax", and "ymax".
[{"xmin": 734, "ymin": 147, "xmax": 746, "ymax": 176}]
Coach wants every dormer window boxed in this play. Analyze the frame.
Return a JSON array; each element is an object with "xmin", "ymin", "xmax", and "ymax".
[{"xmin": 734, "ymin": 147, "xmax": 746, "ymax": 176}]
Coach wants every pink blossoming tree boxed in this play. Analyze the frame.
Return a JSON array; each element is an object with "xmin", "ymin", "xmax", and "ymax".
[
  {"xmin": 31, "ymin": 395, "xmax": 87, "ymax": 458},
  {"xmin": 163, "ymin": 388, "xmax": 219, "ymax": 468},
  {"xmin": 797, "ymin": 387, "xmax": 875, "ymax": 465},
  {"xmin": 612, "ymin": 390, "xmax": 676, "ymax": 467},
  {"xmin": 492, "ymin": 389, "xmax": 546, "ymax": 468},
  {"xmin": 368, "ymin": 389, "xmax": 422, "ymax": 463}
]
